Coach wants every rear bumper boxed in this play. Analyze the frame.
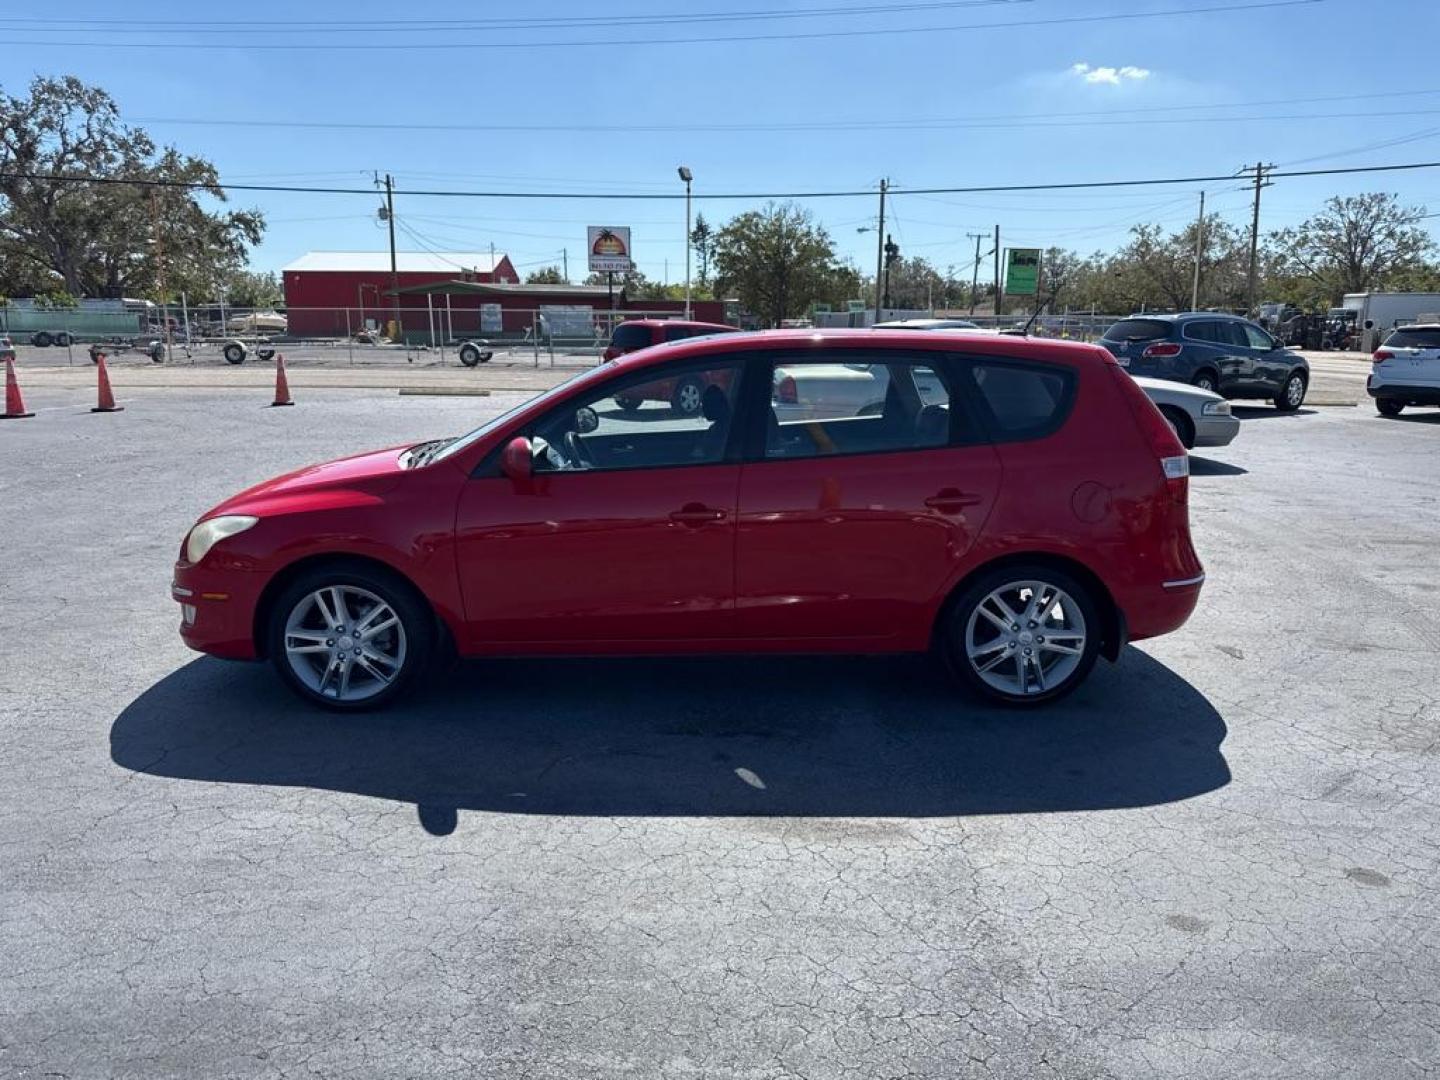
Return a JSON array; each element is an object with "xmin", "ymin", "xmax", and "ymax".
[
  {"xmin": 1122, "ymin": 574, "xmax": 1204, "ymax": 643},
  {"xmin": 172, "ymin": 560, "xmax": 264, "ymax": 660},
  {"xmin": 1368, "ymin": 379, "xmax": 1440, "ymax": 405}
]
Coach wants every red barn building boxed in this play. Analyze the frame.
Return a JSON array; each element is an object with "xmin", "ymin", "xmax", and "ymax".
[
  {"xmin": 281, "ymin": 249, "xmax": 732, "ymax": 341},
  {"xmin": 281, "ymin": 251, "xmax": 519, "ymax": 338}
]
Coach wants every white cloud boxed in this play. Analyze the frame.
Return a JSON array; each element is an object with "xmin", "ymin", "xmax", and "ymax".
[{"xmin": 1070, "ymin": 62, "xmax": 1151, "ymax": 85}]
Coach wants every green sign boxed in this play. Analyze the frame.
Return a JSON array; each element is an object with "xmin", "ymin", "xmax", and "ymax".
[
  {"xmin": 846, "ymin": 299, "xmax": 866, "ymax": 312},
  {"xmin": 1005, "ymin": 248, "xmax": 1041, "ymax": 296},
  {"xmin": 812, "ymin": 302, "xmax": 832, "ymax": 314}
]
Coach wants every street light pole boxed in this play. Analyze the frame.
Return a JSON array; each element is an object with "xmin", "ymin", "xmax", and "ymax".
[
  {"xmin": 678, "ymin": 166, "xmax": 693, "ymax": 319},
  {"xmin": 873, "ymin": 178, "xmax": 887, "ymax": 326}
]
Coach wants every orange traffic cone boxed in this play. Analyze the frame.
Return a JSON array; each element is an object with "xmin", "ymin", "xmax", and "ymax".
[
  {"xmin": 2, "ymin": 357, "xmax": 34, "ymax": 419},
  {"xmin": 269, "ymin": 353, "xmax": 293, "ymax": 407},
  {"xmin": 90, "ymin": 354, "xmax": 123, "ymax": 413}
]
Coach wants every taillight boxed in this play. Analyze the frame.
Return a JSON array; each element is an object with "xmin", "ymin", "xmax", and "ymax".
[
  {"xmin": 1107, "ymin": 366, "xmax": 1188, "ymax": 504},
  {"xmin": 1141, "ymin": 341, "xmax": 1183, "ymax": 359},
  {"xmin": 1372, "ymin": 349, "xmax": 1393, "ymax": 365},
  {"xmin": 775, "ymin": 375, "xmax": 798, "ymax": 404}
]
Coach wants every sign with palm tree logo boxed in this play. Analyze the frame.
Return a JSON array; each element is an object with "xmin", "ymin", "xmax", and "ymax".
[{"xmin": 587, "ymin": 227, "xmax": 633, "ymax": 273}]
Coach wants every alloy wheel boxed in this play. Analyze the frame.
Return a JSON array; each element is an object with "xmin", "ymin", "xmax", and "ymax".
[
  {"xmin": 283, "ymin": 584, "xmax": 407, "ymax": 703},
  {"xmin": 963, "ymin": 579, "xmax": 1087, "ymax": 697},
  {"xmin": 1285, "ymin": 375, "xmax": 1304, "ymax": 407}
]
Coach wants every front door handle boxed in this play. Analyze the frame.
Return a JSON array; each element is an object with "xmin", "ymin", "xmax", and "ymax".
[
  {"xmin": 924, "ymin": 489, "xmax": 984, "ymax": 513},
  {"xmin": 669, "ymin": 503, "xmax": 727, "ymax": 526}
]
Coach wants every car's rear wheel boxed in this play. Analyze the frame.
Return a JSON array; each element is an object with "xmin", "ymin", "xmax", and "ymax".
[
  {"xmin": 1274, "ymin": 371, "xmax": 1307, "ymax": 411},
  {"xmin": 1158, "ymin": 405, "xmax": 1195, "ymax": 450},
  {"xmin": 1190, "ymin": 370, "xmax": 1218, "ymax": 393},
  {"xmin": 1376, "ymin": 398, "xmax": 1404, "ymax": 417},
  {"xmin": 944, "ymin": 564, "xmax": 1101, "ymax": 706},
  {"xmin": 615, "ymin": 394, "xmax": 643, "ymax": 413},
  {"xmin": 670, "ymin": 376, "xmax": 705, "ymax": 417},
  {"xmin": 268, "ymin": 565, "xmax": 433, "ymax": 711}
]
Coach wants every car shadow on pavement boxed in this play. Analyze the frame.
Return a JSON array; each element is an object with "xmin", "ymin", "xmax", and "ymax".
[
  {"xmin": 111, "ymin": 649, "xmax": 1229, "ymax": 832},
  {"xmin": 1189, "ymin": 456, "xmax": 1248, "ymax": 476},
  {"xmin": 1230, "ymin": 406, "xmax": 1317, "ymax": 419}
]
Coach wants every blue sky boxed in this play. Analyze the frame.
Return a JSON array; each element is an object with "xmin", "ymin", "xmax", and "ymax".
[{"xmin": 3, "ymin": 0, "xmax": 1439, "ymax": 287}]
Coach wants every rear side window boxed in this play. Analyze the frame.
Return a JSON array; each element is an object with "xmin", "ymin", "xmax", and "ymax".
[
  {"xmin": 1383, "ymin": 327, "xmax": 1440, "ymax": 349},
  {"xmin": 1103, "ymin": 319, "xmax": 1171, "ymax": 342},
  {"xmin": 662, "ymin": 325, "xmax": 694, "ymax": 342},
  {"xmin": 964, "ymin": 359, "xmax": 1076, "ymax": 442},
  {"xmin": 610, "ymin": 324, "xmax": 655, "ymax": 352},
  {"xmin": 1183, "ymin": 320, "xmax": 1219, "ymax": 343}
]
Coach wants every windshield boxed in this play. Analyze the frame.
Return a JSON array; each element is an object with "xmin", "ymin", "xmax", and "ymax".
[{"xmin": 429, "ymin": 365, "xmax": 609, "ymax": 464}]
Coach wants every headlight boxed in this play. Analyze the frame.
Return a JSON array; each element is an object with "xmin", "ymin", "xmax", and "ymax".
[
  {"xmin": 1201, "ymin": 400, "xmax": 1231, "ymax": 416},
  {"xmin": 185, "ymin": 515, "xmax": 258, "ymax": 564}
]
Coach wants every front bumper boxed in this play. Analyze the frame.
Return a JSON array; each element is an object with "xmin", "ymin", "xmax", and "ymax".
[
  {"xmin": 1193, "ymin": 414, "xmax": 1241, "ymax": 448},
  {"xmin": 172, "ymin": 560, "xmax": 263, "ymax": 660}
]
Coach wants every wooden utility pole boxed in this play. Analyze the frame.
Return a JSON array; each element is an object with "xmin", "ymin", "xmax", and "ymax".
[
  {"xmin": 872, "ymin": 178, "xmax": 887, "ymax": 325},
  {"xmin": 1242, "ymin": 162, "xmax": 1273, "ymax": 317},
  {"xmin": 967, "ymin": 232, "xmax": 985, "ymax": 316},
  {"xmin": 151, "ymin": 187, "xmax": 171, "ymax": 362},
  {"xmin": 383, "ymin": 173, "xmax": 401, "ymax": 342},
  {"xmin": 992, "ymin": 224, "xmax": 1001, "ymax": 321}
]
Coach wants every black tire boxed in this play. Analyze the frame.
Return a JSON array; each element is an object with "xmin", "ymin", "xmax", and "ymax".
[
  {"xmin": 1376, "ymin": 398, "xmax": 1404, "ymax": 417},
  {"xmin": 267, "ymin": 562, "xmax": 434, "ymax": 712},
  {"xmin": 615, "ymin": 395, "xmax": 643, "ymax": 413},
  {"xmin": 1274, "ymin": 371, "xmax": 1307, "ymax": 412},
  {"xmin": 458, "ymin": 341, "xmax": 483, "ymax": 367},
  {"xmin": 222, "ymin": 342, "xmax": 246, "ymax": 365},
  {"xmin": 670, "ymin": 375, "xmax": 705, "ymax": 417},
  {"xmin": 1190, "ymin": 369, "xmax": 1219, "ymax": 393},
  {"xmin": 32, "ymin": 331, "xmax": 53, "ymax": 348},
  {"xmin": 1158, "ymin": 406, "xmax": 1195, "ymax": 450},
  {"xmin": 942, "ymin": 562, "xmax": 1102, "ymax": 707},
  {"xmin": 54, "ymin": 332, "xmax": 71, "ymax": 348},
  {"xmin": 149, "ymin": 341, "xmax": 165, "ymax": 363}
]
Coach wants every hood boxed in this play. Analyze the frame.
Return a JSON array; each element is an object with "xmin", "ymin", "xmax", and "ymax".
[{"xmin": 204, "ymin": 445, "xmax": 410, "ymax": 519}]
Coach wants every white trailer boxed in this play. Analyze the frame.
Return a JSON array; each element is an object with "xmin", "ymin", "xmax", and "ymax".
[{"xmin": 1341, "ymin": 292, "xmax": 1440, "ymax": 349}]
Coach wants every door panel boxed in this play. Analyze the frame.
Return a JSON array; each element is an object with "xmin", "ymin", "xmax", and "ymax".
[
  {"xmin": 734, "ymin": 446, "xmax": 1002, "ymax": 642},
  {"xmin": 455, "ymin": 467, "xmax": 739, "ymax": 646}
]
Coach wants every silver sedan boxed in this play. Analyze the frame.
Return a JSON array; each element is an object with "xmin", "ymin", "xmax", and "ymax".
[{"xmin": 1133, "ymin": 374, "xmax": 1239, "ymax": 449}]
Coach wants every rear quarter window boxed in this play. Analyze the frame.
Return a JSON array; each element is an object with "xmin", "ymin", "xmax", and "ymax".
[
  {"xmin": 1103, "ymin": 319, "xmax": 1172, "ymax": 342},
  {"xmin": 610, "ymin": 324, "xmax": 655, "ymax": 352},
  {"xmin": 1383, "ymin": 328, "xmax": 1440, "ymax": 349},
  {"xmin": 963, "ymin": 358, "xmax": 1077, "ymax": 442}
]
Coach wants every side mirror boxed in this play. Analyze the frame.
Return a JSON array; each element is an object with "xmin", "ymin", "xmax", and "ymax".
[
  {"xmin": 500, "ymin": 436, "xmax": 532, "ymax": 485},
  {"xmin": 574, "ymin": 405, "xmax": 599, "ymax": 433}
]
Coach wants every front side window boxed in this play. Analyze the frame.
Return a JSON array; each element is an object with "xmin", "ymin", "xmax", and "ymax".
[
  {"xmin": 1241, "ymin": 323, "xmax": 1275, "ymax": 349},
  {"xmin": 965, "ymin": 359, "xmax": 1075, "ymax": 442},
  {"xmin": 766, "ymin": 357, "xmax": 955, "ymax": 459},
  {"xmin": 531, "ymin": 359, "xmax": 742, "ymax": 473}
]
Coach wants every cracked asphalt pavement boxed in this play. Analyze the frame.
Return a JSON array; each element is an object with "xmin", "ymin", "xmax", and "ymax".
[{"xmin": 1, "ymin": 384, "xmax": 1436, "ymax": 1078}]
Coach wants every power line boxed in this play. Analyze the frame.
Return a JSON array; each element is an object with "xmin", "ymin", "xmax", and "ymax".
[
  {"xmin": 0, "ymin": 0, "xmax": 1323, "ymax": 50},
  {"xmin": 131, "ymin": 107, "xmax": 1440, "ymax": 136},
  {"xmin": 0, "ymin": 0, "xmax": 1026, "ymax": 34},
  {"xmin": 4, "ymin": 158, "xmax": 1440, "ymax": 201}
]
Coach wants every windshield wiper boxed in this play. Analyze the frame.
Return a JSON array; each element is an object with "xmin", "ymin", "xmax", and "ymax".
[{"xmin": 406, "ymin": 438, "xmax": 453, "ymax": 468}]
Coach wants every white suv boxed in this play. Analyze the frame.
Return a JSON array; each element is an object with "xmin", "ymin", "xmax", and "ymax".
[{"xmin": 1370, "ymin": 325, "xmax": 1440, "ymax": 416}]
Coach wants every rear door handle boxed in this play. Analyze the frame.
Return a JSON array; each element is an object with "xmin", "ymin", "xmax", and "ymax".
[
  {"xmin": 924, "ymin": 489, "xmax": 984, "ymax": 513},
  {"xmin": 669, "ymin": 503, "xmax": 727, "ymax": 526}
]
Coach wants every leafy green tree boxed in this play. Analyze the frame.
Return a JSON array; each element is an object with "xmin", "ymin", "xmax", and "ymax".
[
  {"xmin": 0, "ymin": 76, "xmax": 263, "ymax": 299},
  {"xmin": 525, "ymin": 265, "xmax": 566, "ymax": 285},
  {"xmin": 690, "ymin": 213, "xmax": 714, "ymax": 288},
  {"xmin": 217, "ymin": 269, "xmax": 280, "ymax": 308},
  {"xmin": 1268, "ymin": 193, "xmax": 1434, "ymax": 301},
  {"xmin": 711, "ymin": 202, "xmax": 853, "ymax": 326}
]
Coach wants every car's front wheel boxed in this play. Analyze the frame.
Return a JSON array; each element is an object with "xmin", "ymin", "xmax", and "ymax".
[
  {"xmin": 1274, "ymin": 371, "xmax": 1307, "ymax": 411},
  {"xmin": 268, "ymin": 564, "xmax": 433, "ymax": 710},
  {"xmin": 943, "ymin": 564, "xmax": 1101, "ymax": 706}
]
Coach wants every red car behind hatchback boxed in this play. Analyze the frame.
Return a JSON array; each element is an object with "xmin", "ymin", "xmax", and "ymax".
[
  {"xmin": 173, "ymin": 330, "xmax": 1204, "ymax": 710},
  {"xmin": 603, "ymin": 319, "xmax": 739, "ymax": 415}
]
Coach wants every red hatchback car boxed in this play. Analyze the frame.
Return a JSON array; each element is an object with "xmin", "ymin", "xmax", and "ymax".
[{"xmin": 173, "ymin": 330, "xmax": 1204, "ymax": 710}]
